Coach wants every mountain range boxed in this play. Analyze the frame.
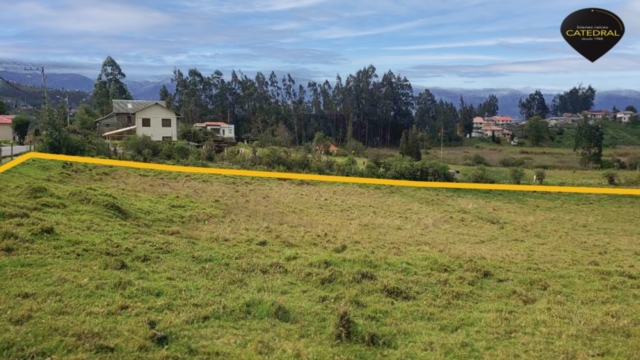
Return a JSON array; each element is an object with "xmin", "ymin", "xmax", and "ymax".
[{"xmin": 2, "ymin": 70, "xmax": 640, "ymax": 119}]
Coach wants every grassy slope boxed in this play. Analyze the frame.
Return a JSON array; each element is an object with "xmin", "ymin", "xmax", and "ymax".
[{"xmin": 1, "ymin": 159, "xmax": 640, "ymax": 359}]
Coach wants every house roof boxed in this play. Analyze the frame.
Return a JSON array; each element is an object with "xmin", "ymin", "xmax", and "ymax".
[
  {"xmin": 112, "ymin": 100, "xmax": 166, "ymax": 114},
  {"xmin": 102, "ymin": 125, "xmax": 137, "ymax": 137},
  {"xmin": 0, "ymin": 115, "xmax": 15, "ymax": 124},
  {"xmin": 195, "ymin": 121, "xmax": 229, "ymax": 127},
  {"xmin": 473, "ymin": 117, "xmax": 484, "ymax": 123},
  {"xmin": 329, "ymin": 144, "xmax": 339, "ymax": 151},
  {"xmin": 492, "ymin": 116, "xmax": 512, "ymax": 121}
]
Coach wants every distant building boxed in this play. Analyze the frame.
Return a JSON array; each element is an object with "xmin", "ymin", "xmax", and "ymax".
[
  {"xmin": 490, "ymin": 115, "xmax": 513, "ymax": 126},
  {"xmin": 95, "ymin": 100, "xmax": 180, "ymax": 142},
  {"xmin": 0, "ymin": 115, "xmax": 15, "ymax": 141},
  {"xmin": 583, "ymin": 110, "xmax": 610, "ymax": 120},
  {"xmin": 616, "ymin": 111, "xmax": 636, "ymax": 123},
  {"xmin": 193, "ymin": 121, "xmax": 236, "ymax": 140}
]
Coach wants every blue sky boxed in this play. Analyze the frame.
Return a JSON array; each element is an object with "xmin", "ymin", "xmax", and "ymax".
[{"xmin": 0, "ymin": 0, "xmax": 639, "ymax": 90}]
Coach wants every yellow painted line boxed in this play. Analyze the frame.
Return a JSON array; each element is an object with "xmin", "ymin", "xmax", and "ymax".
[{"xmin": 1, "ymin": 152, "xmax": 640, "ymax": 196}]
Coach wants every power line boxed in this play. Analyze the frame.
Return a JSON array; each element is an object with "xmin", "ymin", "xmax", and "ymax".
[
  {"xmin": 24, "ymin": 66, "xmax": 48, "ymax": 109},
  {"xmin": 0, "ymin": 76, "xmax": 29, "ymax": 94}
]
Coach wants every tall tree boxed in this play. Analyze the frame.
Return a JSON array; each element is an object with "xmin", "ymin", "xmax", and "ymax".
[
  {"xmin": 414, "ymin": 89, "xmax": 437, "ymax": 136},
  {"xmin": 0, "ymin": 100, "xmax": 6, "ymax": 115},
  {"xmin": 518, "ymin": 90, "xmax": 550, "ymax": 119},
  {"xmin": 478, "ymin": 94, "xmax": 499, "ymax": 117},
  {"xmin": 550, "ymin": 84, "xmax": 596, "ymax": 115},
  {"xmin": 92, "ymin": 56, "xmax": 132, "ymax": 116},
  {"xmin": 574, "ymin": 115, "xmax": 604, "ymax": 167},
  {"xmin": 12, "ymin": 115, "xmax": 31, "ymax": 144},
  {"xmin": 524, "ymin": 115, "xmax": 549, "ymax": 146},
  {"xmin": 458, "ymin": 95, "xmax": 476, "ymax": 137},
  {"xmin": 158, "ymin": 84, "xmax": 174, "ymax": 109},
  {"xmin": 625, "ymin": 105, "xmax": 638, "ymax": 113}
]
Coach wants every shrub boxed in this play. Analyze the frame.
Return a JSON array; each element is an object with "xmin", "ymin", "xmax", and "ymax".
[
  {"xmin": 466, "ymin": 165, "xmax": 497, "ymax": 184},
  {"xmin": 335, "ymin": 155, "xmax": 360, "ymax": 177},
  {"xmin": 344, "ymin": 139, "xmax": 367, "ymax": 157},
  {"xmin": 362, "ymin": 161, "xmax": 380, "ymax": 178},
  {"xmin": 499, "ymin": 156, "xmax": 525, "ymax": 168},
  {"xmin": 174, "ymin": 140, "xmax": 191, "ymax": 160},
  {"xmin": 603, "ymin": 171, "xmax": 619, "ymax": 186},
  {"xmin": 471, "ymin": 154, "xmax": 489, "ymax": 166},
  {"xmin": 123, "ymin": 135, "xmax": 161, "ymax": 161},
  {"xmin": 628, "ymin": 155, "xmax": 640, "ymax": 171},
  {"xmin": 534, "ymin": 169, "xmax": 546, "ymax": 184},
  {"xmin": 510, "ymin": 167, "xmax": 525, "ymax": 185}
]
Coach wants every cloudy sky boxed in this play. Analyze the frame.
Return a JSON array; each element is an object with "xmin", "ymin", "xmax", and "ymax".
[{"xmin": 0, "ymin": 0, "xmax": 639, "ymax": 90}]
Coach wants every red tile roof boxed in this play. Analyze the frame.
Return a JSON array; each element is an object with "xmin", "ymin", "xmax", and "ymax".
[
  {"xmin": 473, "ymin": 117, "xmax": 484, "ymax": 123},
  {"xmin": 196, "ymin": 121, "xmax": 229, "ymax": 126},
  {"xmin": 329, "ymin": 144, "xmax": 339, "ymax": 152},
  {"xmin": 0, "ymin": 115, "xmax": 15, "ymax": 125},
  {"xmin": 492, "ymin": 116, "xmax": 512, "ymax": 121}
]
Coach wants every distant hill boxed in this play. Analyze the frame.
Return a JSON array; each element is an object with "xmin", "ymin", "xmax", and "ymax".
[{"xmin": 1, "ymin": 70, "xmax": 639, "ymax": 118}]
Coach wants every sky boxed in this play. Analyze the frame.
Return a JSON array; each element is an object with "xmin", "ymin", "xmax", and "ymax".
[{"xmin": 0, "ymin": 0, "xmax": 639, "ymax": 90}]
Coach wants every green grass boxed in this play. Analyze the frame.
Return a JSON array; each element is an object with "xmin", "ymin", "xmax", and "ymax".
[{"xmin": 2, "ymin": 159, "xmax": 640, "ymax": 359}]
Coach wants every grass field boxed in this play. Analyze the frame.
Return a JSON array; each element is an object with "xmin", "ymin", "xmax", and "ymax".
[{"xmin": 2, "ymin": 159, "xmax": 640, "ymax": 359}]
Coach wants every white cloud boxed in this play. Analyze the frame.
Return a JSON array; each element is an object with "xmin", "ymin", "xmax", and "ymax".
[
  {"xmin": 4, "ymin": 1, "xmax": 174, "ymax": 33},
  {"xmin": 184, "ymin": 0, "xmax": 327, "ymax": 13},
  {"xmin": 312, "ymin": 19, "xmax": 428, "ymax": 39},
  {"xmin": 385, "ymin": 38, "xmax": 563, "ymax": 50}
]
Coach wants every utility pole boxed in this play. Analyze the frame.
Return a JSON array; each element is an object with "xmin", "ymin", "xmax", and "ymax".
[{"xmin": 24, "ymin": 66, "xmax": 48, "ymax": 109}]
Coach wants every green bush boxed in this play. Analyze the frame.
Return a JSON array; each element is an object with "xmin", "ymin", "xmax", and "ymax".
[
  {"xmin": 534, "ymin": 169, "xmax": 546, "ymax": 184},
  {"xmin": 602, "ymin": 171, "xmax": 619, "ymax": 186},
  {"xmin": 123, "ymin": 135, "xmax": 161, "ymax": 161},
  {"xmin": 471, "ymin": 154, "xmax": 489, "ymax": 166},
  {"xmin": 465, "ymin": 166, "xmax": 497, "ymax": 184},
  {"xmin": 379, "ymin": 157, "xmax": 453, "ymax": 182},
  {"xmin": 499, "ymin": 156, "xmax": 525, "ymax": 168},
  {"xmin": 628, "ymin": 155, "xmax": 640, "ymax": 171},
  {"xmin": 344, "ymin": 139, "xmax": 367, "ymax": 157},
  {"xmin": 510, "ymin": 167, "xmax": 525, "ymax": 185}
]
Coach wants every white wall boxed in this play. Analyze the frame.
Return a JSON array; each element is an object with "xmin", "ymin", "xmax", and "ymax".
[
  {"xmin": 135, "ymin": 104, "xmax": 178, "ymax": 141},
  {"xmin": 0, "ymin": 124, "xmax": 13, "ymax": 141}
]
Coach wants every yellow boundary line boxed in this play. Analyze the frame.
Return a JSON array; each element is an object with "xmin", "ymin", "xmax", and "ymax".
[{"xmin": 2, "ymin": 152, "xmax": 640, "ymax": 196}]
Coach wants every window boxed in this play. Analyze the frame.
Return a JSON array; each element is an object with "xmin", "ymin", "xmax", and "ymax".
[
  {"xmin": 162, "ymin": 136, "xmax": 172, "ymax": 142},
  {"xmin": 142, "ymin": 118, "xmax": 150, "ymax": 127},
  {"xmin": 222, "ymin": 129, "xmax": 226, "ymax": 136},
  {"xmin": 127, "ymin": 115, "xmax": 132, "ymax": 124},
  {"xmin": 162, "ymin": 118, "xmax": 171, "ymax": 127}
]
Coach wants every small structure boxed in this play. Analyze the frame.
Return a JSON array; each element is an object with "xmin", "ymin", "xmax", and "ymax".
[
  {"xmin": 616, "ymin": 111, "xmax": 636, "ymax": 123},
  {"xmin": 193, "ymin": 121, "xmax": 236, "ymax": 140},
  {"xmin": 95, "ymin": 100, "xmax": 180, "ymax": 141},
  {"xmin": 0, "ymin": 115, "xmax": 15, "ymax": 141},
  {"xmin": 583, "ymin": 110, "xmax": 610, "ymax": 120}
]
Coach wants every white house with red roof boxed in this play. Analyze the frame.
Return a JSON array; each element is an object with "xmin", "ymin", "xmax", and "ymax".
[
  {"xmin": 490, "ymin": 116, "xmax": 513, "ymax": 125},
  {"xmin": 194, "ymin": 121, "xmax": 235, "ymax": 140},
  {"xmin": 583, "ymin": 110, "xmax": 609, "ymax": 120},
  {"xmin": 0, "ymin": 115, "xmax": 15, "ymax": 141}
]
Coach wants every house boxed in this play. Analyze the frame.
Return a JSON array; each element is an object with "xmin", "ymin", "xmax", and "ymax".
[
  {"xmin": 0, "ymin": 115, "xmax": 15, "ymax": 141},
  {"xmin": 482, "ymin": 125, "xmax": 508, "ymax": 138},
  {"xmin": 583, "ymin": 110, "xmax": 609, "ymax": 120},
  {"xmin": 328, "ymin": 144, "xmax": 339, "ymax": 154},
  {"xmin": 193, "ymin": 121, "xmax": 236, "ymax": 140},
  {"xmin": 490, "ymin": 116, "xmax": 513, "ymax": 126},
  {"xmin": 315, "ymin": 143, "xmax": 339, "ymax": 155},
  {"xmin": 616, "ymin": 111, "xmax": 636, "ymax": 123},
  {"xmin": 472, "ymin": 117, "xmax": 485, "ymax": 137},
  {"xmin": 95, "ymin": 100, "xmax": 180, "ymax": 141}
]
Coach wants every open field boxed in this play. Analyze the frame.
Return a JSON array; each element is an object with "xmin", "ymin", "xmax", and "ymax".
[{"xmin": 2, "ymin": 159, "xmax": 640, "ymax": 359}]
